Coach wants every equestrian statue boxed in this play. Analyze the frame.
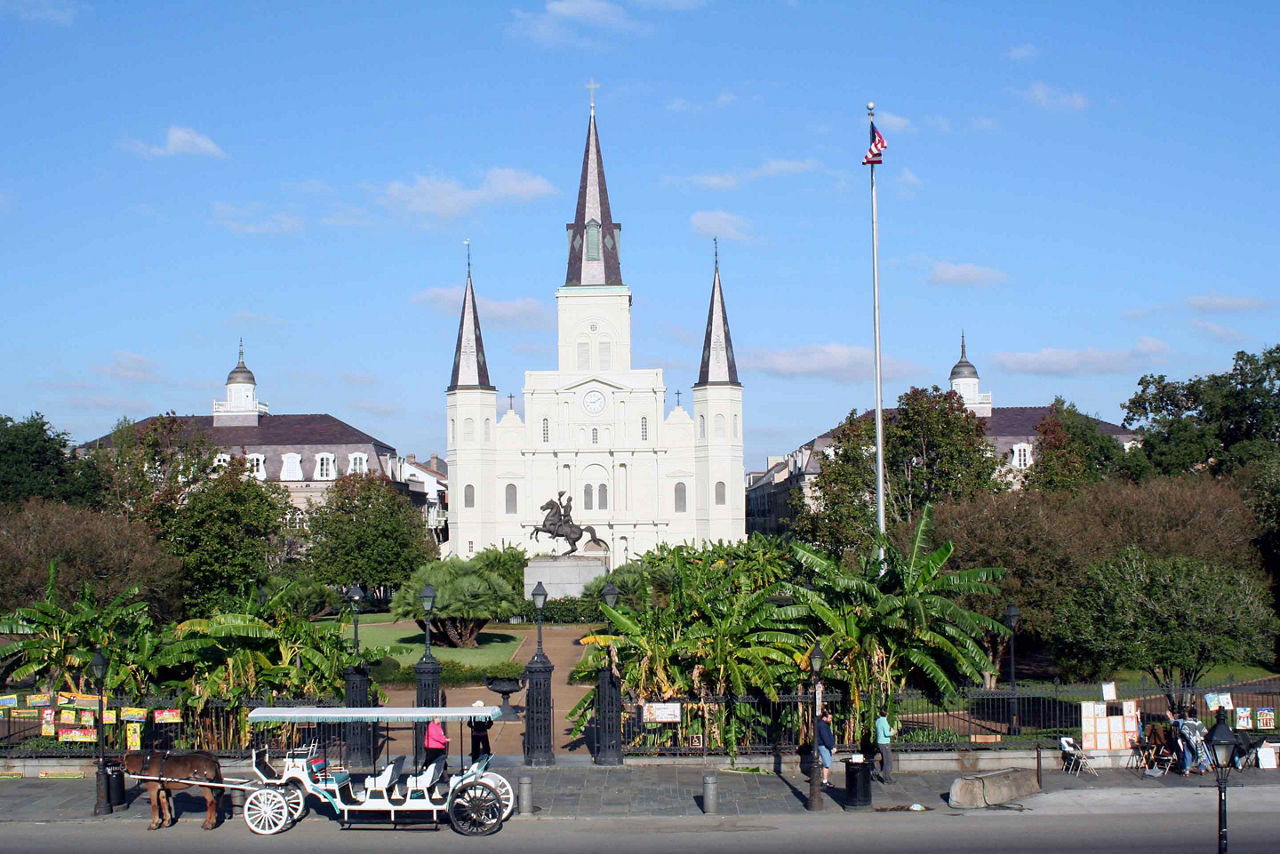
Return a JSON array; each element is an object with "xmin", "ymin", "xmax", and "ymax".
[{"xmin": 529, "ymin": 491, "xmax": 607, "ymax": 555}]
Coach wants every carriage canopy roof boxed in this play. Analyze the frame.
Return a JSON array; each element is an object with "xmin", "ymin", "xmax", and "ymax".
[{"xmin": 247, "ymin": 706, "xmax": 503, "ymax": 724}]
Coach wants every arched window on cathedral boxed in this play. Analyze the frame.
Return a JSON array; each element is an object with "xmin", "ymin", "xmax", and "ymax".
[
  {"xmin": 577, "ymin": 340, "xmax": 590, "ymax": 370},
  {"xmin": 464, "ymin": 484, "xmax": 475, "ymax": 508},
  {"xmin": 586, "ymin": 221, "xmax": 601, "ymax": 261},
  {"xmin": 640, "ymin": 417, "xmax": 648, "ymax": 442},
  {"xmin": 505, "ymin": 483, "xmax": 517, "ymax": 515},
  {"xmin": 542, "ymin": 418, "xmax": 549, "ymax": 443},
  {"xmin": 715, "ymin": 481, "xmax": 726, "ymax": 506},
  {"xmin": 583, "ymin": 483, "xmax": 593, "ymax": 510},
  {"xmin": 483, "ymin": 418, "xmax": 491, "ymax": 441},
  {"xmin": 674, "ymin": 482, "xmax": 687, "ymax": 513},
  {"xmin": 463, "ymin": 418, "xmax": 474, "ymax": 441},
  {"xmin": 699, "ymin": 415, "xmax": 706, "ymax": 438},
  {"xmin": 598, "ymin": 339, "xmax": 612, "ymax": 371},
  {"xmin": 591, "ymin": 427, "xmax": 598, "ymax": 445},
  {"xmin": 714, "ymin": 414, "xmax": 726, "ymax": 437},
  {"xmin": 597, "ymin": 483, "xmax": 608, "ymax": 510}
]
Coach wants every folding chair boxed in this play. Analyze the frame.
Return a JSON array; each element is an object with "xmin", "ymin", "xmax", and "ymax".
[{"xmin": 1061, "ymin": 737, "xmax": 1098, "ymax": 777}]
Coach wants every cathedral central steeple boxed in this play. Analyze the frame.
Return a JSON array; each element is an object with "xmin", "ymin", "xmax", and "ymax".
[{"xmin": 564, "ymin": 104, "xmax": 622, "ymax": 287}]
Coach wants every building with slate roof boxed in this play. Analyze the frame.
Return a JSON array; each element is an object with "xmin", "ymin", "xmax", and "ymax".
[
  {"xmin": 84, "ymin": 344, "xmax": 448, "ymax": 542},
  {"xmin": 746, "ymin": 338, "xmax": 1138, "ymax": 534},
  {"xmin": 446, "ymin": 101, "xmax": 744, "ymax": 562}
]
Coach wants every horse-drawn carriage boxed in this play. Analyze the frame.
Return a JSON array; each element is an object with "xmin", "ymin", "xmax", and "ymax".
[{"xmin": 125, "ymin": 705, "xmax": 512, "ymax": 837}]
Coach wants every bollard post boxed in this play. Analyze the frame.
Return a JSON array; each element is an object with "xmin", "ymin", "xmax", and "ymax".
[
  {"xmin": 518, "ymin": 776, "xmax": 533, "ymax": 817},
  {"xmin": 1036, "ymin": 742, "xmax": 1042, "ymax": 788},
  {"xmin": 702, "ymin": 774, "xmax": 718, "ymax": 815}
]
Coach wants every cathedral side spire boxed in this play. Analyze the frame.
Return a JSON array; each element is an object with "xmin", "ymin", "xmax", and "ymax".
[
  {"xmin": 564, "ymin": 97, "xmax": 622, "ymax": 287},
  {"xmin": 694, "ymin": 244, "xmax": 740, "ymax": 387},
  {"xmin": 447, "ymin": 254, "xmax": 494, "ymax": 391}
]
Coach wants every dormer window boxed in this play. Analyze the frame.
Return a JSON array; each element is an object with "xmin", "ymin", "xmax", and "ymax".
[
  {"xmin": 586, "ymin": 221, "xmax": 601, "ymax": 261},
  {"xmin": 347, "ymin": 452, "xmax": 369, "ymax": 475},
  {"xmin": 214, "ymin": 453, "xmax": 231, "ymax": 468},
  {"xmin": 246, "ymin": 453, "xmax": 266, "ymax": 480},
  {"xmin": 315, "ymin": 453, "xmax": 336, "ymax": 481}
]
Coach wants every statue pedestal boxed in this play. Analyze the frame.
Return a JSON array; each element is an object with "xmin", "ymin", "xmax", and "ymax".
[{"xmin": 525, "ymin": 555, "xmax": 609, "ymax": 599}]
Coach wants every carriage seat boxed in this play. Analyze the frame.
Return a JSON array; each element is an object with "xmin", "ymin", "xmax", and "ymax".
[
  {"xmin": 403, "ymin": 756, "xmax": 448, "ymax": 793},
  {"xmin": 308, "ymin": 755, "xmax": 350, "ymax": 787},
  {"xmin": 364, "ymin": 755, "xmax": 407, "ymax": 793}
]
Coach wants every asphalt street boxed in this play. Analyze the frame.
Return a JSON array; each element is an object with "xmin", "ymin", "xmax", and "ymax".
[{"xmin": 1, "ymin": 788, "xmax": 1277, "ymax": 854}]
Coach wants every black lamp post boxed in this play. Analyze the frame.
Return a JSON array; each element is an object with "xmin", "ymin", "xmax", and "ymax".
[
  {"xmin": 1206, "ymin": 707, "xmax": 1239, "ymax": 854},
  {"xmin": 524, "ymin": 582, "xmax": 555, "ymax": 766},
  {"xmin": 807, "ymin": 645, "xmax": 827, "ymax": 812},
  {"xmin": 1003, "ymin": 602, "xmax": 1020, "ymax": 736},
  {"xmin": 343, "ymin": 584, "xmax": 370, "ymax": 765},
  {"xmin": 414, "ymin": 583, "xmax": 440, "ymax": 767},
  {"xmin": 595, "ymin": 581, "xmax": 623, "ymax": 766},
  {"xmin": 90, "ymin": 650, "xmax": 111, "ymax": 816}
]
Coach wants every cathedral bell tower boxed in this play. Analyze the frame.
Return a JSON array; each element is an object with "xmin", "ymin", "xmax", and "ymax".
[
  {"xmin": 692, "ymin": 242, "xmax": 744, "ymax": 542},
  {"xmin": 445, "ymin": 248, "xmax": 497, "ymax": 557}
]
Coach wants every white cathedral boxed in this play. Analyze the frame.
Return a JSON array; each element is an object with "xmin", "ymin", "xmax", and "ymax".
[{"xmin": 445, "ymin": 105, "xmax": 745, "ymax": 563}]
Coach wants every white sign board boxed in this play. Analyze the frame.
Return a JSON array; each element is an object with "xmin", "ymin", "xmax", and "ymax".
[
  {"xmin": 1101, "ymin": 682, "xmax": 1117, "ymax": 701},
  {"xmin": 642, "ymin": 703, "xmax": 682, "ymax": 723}
]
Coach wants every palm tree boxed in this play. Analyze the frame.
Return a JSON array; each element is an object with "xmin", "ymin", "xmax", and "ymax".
[{"xmin": 390, "ymin": 557, "xmax": 520, "ymax": 648}]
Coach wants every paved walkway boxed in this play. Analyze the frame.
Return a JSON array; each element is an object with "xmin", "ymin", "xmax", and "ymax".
[{"xmin": 5, "ymin": 765, "xmax": 1278, "ymax": 824}]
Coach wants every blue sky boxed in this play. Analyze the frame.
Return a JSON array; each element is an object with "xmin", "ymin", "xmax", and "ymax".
[{"xmin": 2, "ymin": 1, "xmax": 1277, "ymax": 469}]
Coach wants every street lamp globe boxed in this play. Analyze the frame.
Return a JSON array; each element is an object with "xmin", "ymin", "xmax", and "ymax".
[
  {"xmin": 90, "ymin": 650, "xmax": 107, "ymax": 683},
  {"xmin": 601, "ymin": 581, "xmax": 619, "ymax": 609},
  {"xmin": 531, "ymin": 581, "xmax": 548, "ymax": 612},
  {"xmin": 1206, "ymin": 707, "xmax": 1238, "ymax": 777},
  {"xmin": 1003, "ymin": 602, "xmax": 1020, "ymax": 630},
  {"xmin": 809, "ymin": 646, "xmax": 826, "ymax": 677},
  {"xmin": 346, "ymin": 584, "xmax": 364, "ymax": 605},
  {"xmin": 419, "ymin": 583, "xmax": 436, "ymax": 614}
]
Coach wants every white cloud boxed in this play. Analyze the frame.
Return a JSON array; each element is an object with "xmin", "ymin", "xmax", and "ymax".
[
  {"xmin": 507, "ymin": 0, "xmax": 648, "ymax": 46},
  {"xmin": 94, "ymin": 352, "xmax": 159, "ymax": 384},
  {"xmin": 411, "ymin": 286, "xmax": 555, "ymax": 331},
  {"xmin": 341, "ymin": 371, "xmax": 379, "ymax": 386},
  {"xmin": 899, "ymin": 168, "xmax": 922, "ymax": 187},
  {"xmin": 1192, "ymin": 319, "xmax": 1247, "ymax": 344},
  {"xmin": 674, "ymin": 157, "xmax": 821, "ymax": 190},
  {"xmin": 321, "ymin": 204, "xmax": 374, "ymax": 227},
  {"xmin": 382, "ymin": 168, "xmax": 557, "ymax": 220},
  {"xmin": 1005, "ymin": 43, "xmax": 1040, "ymax": 61},
  {"xmin": 0, "ymin": 0, "xmax": 85, "ymax": 25},
  {"xmin": 212, "ymin": 203, "xmax": 303, "ymax": 235},
  {"xmin": 875, "ymin": 112, "xmax": 912, "ymax": 133},
  {"xmin": 929, "ymin": 261, "xmax": 1007, "ymax": 287},
  {"xmin": 1016, "ymin": 82, "xmax": 1089, "ymax": 111},
  {"xmin": 66, "ymin": 395, "xmax": 151, "ymax": 413},
  {"xmin": 122, "ymin": 126, "xmax": 226, "ymax": 159},
  {"xmin": 993, "ymin": 337, "xmax": 1168, "ymax": 377},
  {"xmin": 690, "ymin": 210, "xmax": 750, "ymax": 241},
  {"xmin": 739, "ymin": 344, "xmax": 916, "ymax": 384},
  {"xmin": 1185, "ymin": 293, "xmax": 1269, "ymax": 312}
]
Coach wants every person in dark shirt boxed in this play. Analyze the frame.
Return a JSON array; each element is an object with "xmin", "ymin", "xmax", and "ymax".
[{"xmin": 815, "ymin": 707, "xmax": 836, "ymax": 787}]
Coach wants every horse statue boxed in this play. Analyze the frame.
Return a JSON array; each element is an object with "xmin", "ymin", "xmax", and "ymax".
[
  {"xmin": 529, "ymin": 494, "xmax": 606, "ymax": 555},
  {"xmin": 122, "ymin": 750, "xmax": 224, "ymax": 830}
]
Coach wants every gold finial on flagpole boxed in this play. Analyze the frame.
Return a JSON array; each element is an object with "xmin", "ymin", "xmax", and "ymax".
[{"xmin": 867, "ymin": 101, "xmax": 875, "ymax": 117}]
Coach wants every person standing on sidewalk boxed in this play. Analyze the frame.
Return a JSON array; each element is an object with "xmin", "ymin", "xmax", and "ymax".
[
  {"xmin": 875, "ymin": 708, "xmax": 895, "ymax": 784},
  {"xmin": 815, "ymin": 707, "xmax": 836, "ymax": 786}
]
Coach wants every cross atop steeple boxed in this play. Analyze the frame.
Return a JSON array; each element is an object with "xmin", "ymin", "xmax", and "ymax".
[
  {"xmin": 238, "ymin": 337, "xmax": 244, "ymax": 364},
  {"xmin": 564, "ymin": 97, "xmax": 622, "ymax": 287},
  {"xmin": 713, "ymin": 236, "xmax": 718, "ymax": 270},
  {"xmin": 465, "ymin": 238, "xmax": 471, "ymax": 275},
  {"xmin": 675, "ymin": 390, "xmax": 681, "ymax": 407},
  {"xmin": 694, "ymin": 244, "xmax": 741, "ymax": 387},
  {"xmin": 586, "ymin": 78, "xmax": 599, "ymax": 115},
  {"xmin": 508, "ymin": 393, "xmax": 515, "ymax": 412},
  {"xmin": 447, "ymin": 250, "xmax": 494, "ymax": 392}
]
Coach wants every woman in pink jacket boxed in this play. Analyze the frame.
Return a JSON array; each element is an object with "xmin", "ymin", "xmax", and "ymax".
[{"xmin": 423, "ymin": 718, "xmax": 449, "ymax": 771}]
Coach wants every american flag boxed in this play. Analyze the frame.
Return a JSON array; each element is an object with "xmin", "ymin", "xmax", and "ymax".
[{"xmin": 862, "ymin": 122, "xmax": 886, "ymax": 166}]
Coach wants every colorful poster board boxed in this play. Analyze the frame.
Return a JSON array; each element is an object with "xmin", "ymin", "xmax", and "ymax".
[
  {"xmin": 126, "ymin": 722, "xmax": 142, "ymax": 751},
  {"xmin": 1236, "ymin": 707, "xmax": 1253, "ymax": 729},
  {"xmin": 1257, "ymin": 708, "xmax": 1276, "ymax": 730},
  {"xmin": 1080, "ymin": 701, "xmax": 1138, "ymax": 751},
  {"xmin": 1205, "ymin": 692, "xmax": 1234, "ymax": 711},
  {"xmin": 79, "ymin": 710, "xmax": 95, "ymax": 726},
  {"xmin": 41, "ymin": 708, "xmax": 55, "ymax": 736},
  {"xmin": 153, "ymin": 708, "xmax": 182, "ymax": 724},
  {"xmin": 642, "ymin": 703, "xmax": 681, "ymax": 723},
  {"xmin": 102, "ymin": 709, "xmax": 117, "ymax": 725},
  {"xmin": 57, "ymin": 692, "xmax": 99, "ymax": 710},
  {"xmin": 57, "ymin": 727, "xmax": 97, "ymax": 742},
  {"xmin": 26, "ymin": 693, "xmax": 52, "ymax": 707},
  {"xmin": 121, "ymin": 707, "xmax": 147, "ymax": 722},
  {"xmin": 0, "ymin": 694, "xmax": 17, "ymax": 708},
  {"xmin": 59, "ymin": 709, "xmax": 76, "ymax": 724},
  {"xmin": 11, "ymin": 709, "xmax": 37, "ymax": 720}
]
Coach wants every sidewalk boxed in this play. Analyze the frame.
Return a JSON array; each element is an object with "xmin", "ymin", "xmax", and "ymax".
[{"xmin": 4, "ymin": 764, "xmax": 1278, "ymax": 824}]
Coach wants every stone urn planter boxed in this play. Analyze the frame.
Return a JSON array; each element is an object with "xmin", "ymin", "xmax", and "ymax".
[{"xmin": 485, "ymin": 676, "xmax": 526, "ymax": 719}]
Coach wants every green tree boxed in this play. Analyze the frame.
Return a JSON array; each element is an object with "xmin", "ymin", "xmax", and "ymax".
[
  {"xmin": 1025, "ymin": 397, "xmax": 1142, "ymax": 492},
  {"xmin": 390, "ymin": 556, "xmax": 521, "ymax": 648},
  {"xmin": 306, "ymin": 474, "xmax": 437, "ymax": 591},
  {"xmin": 92, "ymin": 414, "xmax": 218, "ymax": 531},
  {"xmin": 0, "ymin": 497, "xmax": 184, "ymax": 618},
  {"xmin": 1048, "ymin": 549, "xmax": 1278, "ymax": 711},
  {"xmin": 1123, "ymin": 344, "xmax": 1280, "ymax": 476},
  {"xmin": 791, "ymin": 386, "xmax": 999, "ymax": 556},
  {"xmin": 0, "ymin": 412, "xmax": 104, "ymax": 507},
  {"xmin": 164, "ymin": 456, "xmax": 292, "ymax": 614}
]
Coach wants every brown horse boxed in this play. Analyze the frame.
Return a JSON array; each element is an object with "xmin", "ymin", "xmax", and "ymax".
[{"xmin": 122, "ymin": 750, "xmax": 224, "ymax": 830}]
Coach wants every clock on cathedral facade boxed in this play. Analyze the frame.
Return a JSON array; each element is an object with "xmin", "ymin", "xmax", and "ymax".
[{"xmin": 444, "ymin": 104, "xmax": 745, "ymax": 563}]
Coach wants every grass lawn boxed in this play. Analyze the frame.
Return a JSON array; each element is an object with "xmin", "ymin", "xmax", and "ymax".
[
  {"xmin": 315, "ymin": 614, "xmax": 525, "ymax": 668},
  {"xmin": 1012, "ymin": 663, "xmax": 1280, "ymax": 696}
]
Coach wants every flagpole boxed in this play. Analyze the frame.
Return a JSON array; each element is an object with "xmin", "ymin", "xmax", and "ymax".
[{"xmin": 868, "ymin": 101, "xmax": 887, "ymax": 561}]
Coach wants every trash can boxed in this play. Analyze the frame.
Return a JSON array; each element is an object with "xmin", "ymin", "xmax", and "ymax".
[
  {"xmin": 105, "ymin": 764, "xmax": 128, "ymax": 808},
  {"xmin": 843, "ymin": 758, "xmax": 872, "ymax": 811}
]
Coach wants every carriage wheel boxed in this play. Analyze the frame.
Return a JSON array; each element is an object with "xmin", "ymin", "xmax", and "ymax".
[
  {"xmin": 244, "ymin": 788, "xmax": 291, "ymax": 835},
  {"xmin": 447, "ymin": 781, "xmax": 504, "ymax": 836},
  {"xmin": 481, "ymin": 772, "xmax": 516, "ymax": 820},
  {"xmin": 282, "ymin": 782, "xmax": 308, "ymax": 821}
]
